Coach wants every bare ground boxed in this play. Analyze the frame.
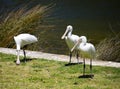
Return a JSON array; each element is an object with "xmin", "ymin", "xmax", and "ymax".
[{"xmin": 0, "ymin": 47, "xmax": 120, "ymax": 68}]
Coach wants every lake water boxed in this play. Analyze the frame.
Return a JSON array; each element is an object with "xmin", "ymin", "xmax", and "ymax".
[
  {"xmin": 37, "ymin": 0, "xmax": 120, "ymax": 54},
  {"xmin": 1, "ymin": 0, "xmax": 120, "ymax": 54}
]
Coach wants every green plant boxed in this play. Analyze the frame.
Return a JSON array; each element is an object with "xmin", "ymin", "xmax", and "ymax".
[
  {"xmin": 0, "ymin": 4, "xmax": 54, "ymax": 50},
  {"xmin": 96, "ymin": 34, "xmax": 120, "ymax": 62}
]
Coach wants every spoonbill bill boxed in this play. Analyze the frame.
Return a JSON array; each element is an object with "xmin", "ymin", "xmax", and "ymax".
[
  {"xmin": 14, "ymin": 33, "xmax": 38, "ymax": 65},
  {"xmin": 61, "ymin": 25, "xmax": 80, "ymax": 63},
  {"xmin": 71, "ymin": 36, "xmax": 96, "ymax": 76}
]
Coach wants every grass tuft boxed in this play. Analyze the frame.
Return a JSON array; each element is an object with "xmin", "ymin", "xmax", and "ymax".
[{"xmin": 96, "ymin": 34, "xmax": 120, "ymax": 62}]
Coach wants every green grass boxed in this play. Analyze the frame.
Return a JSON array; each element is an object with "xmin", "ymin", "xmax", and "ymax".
[{"xmin": 0, "ymin": 53, "xmax": 120, "ymax": 89}]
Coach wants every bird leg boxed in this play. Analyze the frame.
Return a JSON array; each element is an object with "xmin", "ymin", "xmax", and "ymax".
[
  {"xmin": 69, "ymin": 52, "xmax": 72, "ymax": 63},
  {"xmin": 16, "ymin": 50, "xmax": 20, "ymax": 65},
  {"xmin": 23, "ymin": 49, "xmax": 26, "ymax": 63},
  {"xmin": 90, "ymin": 58, "xmax": 92, "ymax": 76},
  {"xmin": 83, "ymin": 58, "xmax": 85, "ymax": 76},
  {"xmin": 76, "ymin": 51, "xmax": 79, "ymax": 64}
]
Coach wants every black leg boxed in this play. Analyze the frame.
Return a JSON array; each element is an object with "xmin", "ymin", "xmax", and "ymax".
[
  {"xmin": 69, "ymin": 52, "xmax": 72, "ymax": 63},
  {"xmin": 90, "ymin": 59, "xmax": 92, "ymax": 75},
  {"xmin": 76, "ymin": 51, "xmax": 79, "ymax": 63},
  {"xmin": 23, "ymin": 49, "xmax": 26, "ymax": 63},
  {"xmin": 83, "ymin": 58, "xmax": 85, "ymax": 76}
]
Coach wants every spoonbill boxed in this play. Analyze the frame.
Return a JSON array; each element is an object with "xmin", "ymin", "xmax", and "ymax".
[
  {"xmin": 71, "ymin": 36, "xmax": 96, "ymax": 76},
  {"xmin": 61, "ymin": 25, "xmax": 80, "ymax": 63},
  {"xmin": 14, "ymin": 33, "xmax": 38, "ymax": 65}
]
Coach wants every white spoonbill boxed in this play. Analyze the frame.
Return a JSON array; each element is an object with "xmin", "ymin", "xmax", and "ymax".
[
  {"xmin": 14, "ymin": 33, "xmax": 38, "ymax": 65},
  {"xmin": 61, "ymin": 25, "xmax": 80, "ymax": 63},
  {"xmin": 71, "ymin": 36, "xmax": 96, "ymax": 76}
]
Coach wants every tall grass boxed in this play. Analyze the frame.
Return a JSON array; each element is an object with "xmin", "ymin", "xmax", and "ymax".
[
  {"xmin": 0, "ymin": 3, "xmax": 54, "ymax": 50},
  {"xmin": 96, "ymin": 34, "xmax": 120, "ymax": 62}
]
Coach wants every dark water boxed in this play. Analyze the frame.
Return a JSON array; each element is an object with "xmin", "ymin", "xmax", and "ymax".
[
  {"xmin": 38, "ymin": 0, "xmax": 120, "ymax": 54},
  {"xmin": 1, "ymin": 0, "xmax": 120, "ymax": 54}
]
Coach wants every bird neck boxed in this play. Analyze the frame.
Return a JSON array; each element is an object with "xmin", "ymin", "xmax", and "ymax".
[
  {"xmin": 81, "ymin": 42, "xmax": 86, "ymax": 46},
  {"xmin": 67, "ymin": 31, "xmax": 72, "ymax": 37}
]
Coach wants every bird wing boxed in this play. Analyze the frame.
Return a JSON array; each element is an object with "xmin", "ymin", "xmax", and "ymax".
[
  {"xmin": 15, "ymin": 34, "xmax": 37, "ymax": 47},
  {"xmin": 65, "ymin": 34, "xmax": 79, "ymax": 50}
]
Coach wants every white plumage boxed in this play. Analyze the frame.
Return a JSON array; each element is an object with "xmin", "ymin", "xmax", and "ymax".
[
  {"xmin": 61, "ymin": 25, "xmax": 80, "ymax": 63},
  {"xmin": 14, "ymin": 33, "xmax": 38, "ymax": 65},
  {"xmin": 71, "ymin": 36, "xmax": 96, "ymax": 76}
]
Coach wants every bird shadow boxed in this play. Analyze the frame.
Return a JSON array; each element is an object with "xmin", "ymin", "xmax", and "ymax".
[
  {"xmin": 65, "ymin": 62, "xmax": 83, "ymax": 66},
  {"xmin": 78, "ymin": 74, "xmax": 94, "ymax": 79},
  {"xmin": 21, "ymin": 58, "xmax": 35, "ymax": 62},
  {"xmin": 14, "ymin": 58, "xmax": 36, "ymax": 63}
]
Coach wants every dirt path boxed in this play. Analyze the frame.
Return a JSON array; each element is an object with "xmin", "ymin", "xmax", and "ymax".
[{"xmin": 0, "ymin": 47, "xmax": 120, "ymax": 68}]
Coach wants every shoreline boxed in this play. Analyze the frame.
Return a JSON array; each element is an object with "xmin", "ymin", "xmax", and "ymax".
[{"xmin": 0, "ymin": 47, "xmax": 120, "ymax": 68}]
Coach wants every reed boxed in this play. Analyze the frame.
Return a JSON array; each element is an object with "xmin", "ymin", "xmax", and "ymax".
[
  {"xmin": 0, "ymin": 4, "xmax": 54, "ymax": 50},
  {"xmin": 96, "ymin": 34, "xmax": 120, "ymax": 62}
]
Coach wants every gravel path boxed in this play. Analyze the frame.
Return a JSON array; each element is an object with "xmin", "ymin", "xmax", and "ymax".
[{"xmin": 0, "ymin": 47, "xmax": 120, "ymax": 68}]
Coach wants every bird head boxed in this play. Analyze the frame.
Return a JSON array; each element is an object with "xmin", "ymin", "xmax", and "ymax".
[
  {"xmin": 79, "ymin": 36, "xmax": 87, "ymax": 43},
  {"xmin": 71, "ymin": 36, "xmax": 87, "ymax": 52},
  {"xmin": 61, "ymin": 25, "xmax": 73, "ymax": 39}
]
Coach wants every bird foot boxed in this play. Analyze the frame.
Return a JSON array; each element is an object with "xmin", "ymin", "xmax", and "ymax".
[{"xmin": 16, "ymin": 60, "xmax": 20, "ymax": 65}]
